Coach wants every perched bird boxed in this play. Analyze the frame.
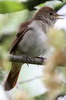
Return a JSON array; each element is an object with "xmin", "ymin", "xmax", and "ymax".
[{"xmin": 4, "ymin": 6, "xmax": 61, "ymax": 91}]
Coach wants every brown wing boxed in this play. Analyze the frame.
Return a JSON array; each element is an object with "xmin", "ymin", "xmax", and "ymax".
[{"xmin": 10, "ymin": 20, "xmax": 32, "ymax": 54}]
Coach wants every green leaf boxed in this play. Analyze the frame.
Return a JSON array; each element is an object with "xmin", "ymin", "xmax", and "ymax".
[
  {"xmin": 0, "ymin": 1, "xmax": 27, "ymax": 14},
  {"xmin": 0, "ymin": 0, "xmax": 65, "ymax": 13}
]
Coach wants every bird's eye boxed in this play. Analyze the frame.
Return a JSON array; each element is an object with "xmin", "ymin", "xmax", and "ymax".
[{"xmin": 49, "ymin": 12, "xmax": 53, "ymax": 15}]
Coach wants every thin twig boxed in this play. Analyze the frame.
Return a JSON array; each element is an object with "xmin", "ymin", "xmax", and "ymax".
[{"xmin": 18, "ymin": 75, "xmax": 44, "ymax": 84}]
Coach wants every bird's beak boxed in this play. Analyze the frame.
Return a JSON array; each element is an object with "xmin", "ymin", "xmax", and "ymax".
[{"xmin": 55, "ymin": 14, "xmax": 64, "ymax": 19}]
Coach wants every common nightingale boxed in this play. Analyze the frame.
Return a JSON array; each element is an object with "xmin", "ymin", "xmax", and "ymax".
[{"xmin": 4, "ymin": 6, "xmax": 62, "ymax": 91}]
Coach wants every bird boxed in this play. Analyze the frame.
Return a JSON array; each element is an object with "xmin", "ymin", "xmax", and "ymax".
[{"xmin": 4, "ymin": 6, "xmax": 61, "ymax": 91}]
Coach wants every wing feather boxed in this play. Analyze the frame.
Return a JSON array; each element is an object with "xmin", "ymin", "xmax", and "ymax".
[{"xmin": 10, "ymin": 20, "xmax": 31, "ymax": 54}]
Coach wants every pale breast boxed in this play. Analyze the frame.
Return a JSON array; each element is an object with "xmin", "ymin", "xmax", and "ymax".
[{"xmin": 17, "ymin": 20, "xmax": 49, "ymax": 57}]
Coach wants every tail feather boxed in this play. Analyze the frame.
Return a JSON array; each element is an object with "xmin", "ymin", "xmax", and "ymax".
[{"xmin": 4, "ymin": 62, "xmax": 22, "ymax": 91}]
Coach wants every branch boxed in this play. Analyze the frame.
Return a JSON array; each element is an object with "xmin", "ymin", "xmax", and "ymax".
[
  {"xmin": 22, "ymin": 0, "xmax": 52, "ymax": 10},
  {"xmin": 22, "ymin": 0, "xmax": 63, "ymax": 11},
  {"xmin": 9, "ymin": 54, "xmax": 46, "ymax": 65}
]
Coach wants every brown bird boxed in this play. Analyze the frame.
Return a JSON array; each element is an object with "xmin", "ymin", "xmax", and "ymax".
[{"xmin": 4, "ymin": 6, "xmax": 61, "ymax": 91}]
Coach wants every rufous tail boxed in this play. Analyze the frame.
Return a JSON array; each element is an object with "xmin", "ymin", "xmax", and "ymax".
[{"xmin": 4, "ymin": 62, "xmax": 22, "ymax": 91}]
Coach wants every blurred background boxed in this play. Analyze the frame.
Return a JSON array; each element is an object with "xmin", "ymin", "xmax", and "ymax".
[{"xmin": 0, "ymin": 0, "xmax": 66, "ymax": 100}]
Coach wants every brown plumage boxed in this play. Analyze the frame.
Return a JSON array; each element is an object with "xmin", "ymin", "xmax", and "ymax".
[
  {"xmin": 4, "ymin": 62, "xmax": 22, "ymax": 90},
  {"xmin": 4, "ymin": 21, "xmax": 31, "ymax": 91},
  {"xmin": 4, "ymin": 6, "xmax": 58, "ymax": 91},
  {"xmin": 10, "ymin": 21, "xmax": 31, "ymax": 54}
]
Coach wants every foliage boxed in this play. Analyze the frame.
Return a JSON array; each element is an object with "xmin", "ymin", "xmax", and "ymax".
[
  {"xmin": 0, "ymin": 0, "xmax": 66, "ymax": 100},
  {"xmin": 0, "ymin": 0, "xmax": 65, "ymax": 13}
]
